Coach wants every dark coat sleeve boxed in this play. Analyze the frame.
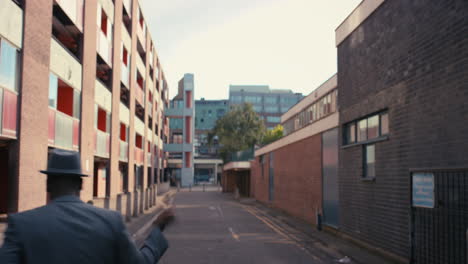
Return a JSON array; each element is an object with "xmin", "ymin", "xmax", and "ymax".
[
  {"xmin": 0, "ymin": 216, "xmax": 23, "ymax": 264},
  {"xmin": 115, "ymin": 213, "xmax": 169, "ymax": 264}
]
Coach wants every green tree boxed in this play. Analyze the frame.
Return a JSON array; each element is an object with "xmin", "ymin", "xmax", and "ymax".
[
  {"xmin": 262, "ymin": 124, "xmax": 284, "ymax": 145},
  {"xmin": 209, "ymin": 103, "xmax": 265, "ymax": 161}
]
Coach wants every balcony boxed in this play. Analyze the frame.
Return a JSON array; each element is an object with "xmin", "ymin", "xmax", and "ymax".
[
  {"xmin": 135, "ymin": 84, "xmax": 145, "ymax": 106},
  {"xmin": 97, "ymin": 29, "xmax": 112, "ymax": 66},
  {"xmin": 50, "ymin": 38, "xmax": 82, "ymax": 91},
  {"xmin": 148, "ymin": 102, "xmax": 153, "ymax": 117},
  {"xmin": 136, "ymin": 23, "xmax": 146, "ymax": 51},
  {"xmin": 94, "ymin": 129, "xmax": 110, "ymax": 158},
  {"xmin": 48, "ymin": 108, "xmax": 79, "ymax": 151},
  {"xmin": 0, "ymin": 88, "xmax": 18, "ymax": 139},
  {"xmin": 55, "ymin": 0, "xmax": 84, "ymax": 32},
  {"xmin": 134, "ymin": 147, "xmax": 144, "ymax": 164},
  {"xmin": 164, "ymin": 143, "xmax": 193, "ymax": 153},
  {"xmin": 119, "ymin": 140, "xmax": 128, "ymax": 162},
  {"xmin": 121, "ymin": 64, "xmax": 129, "ymax": 88}
]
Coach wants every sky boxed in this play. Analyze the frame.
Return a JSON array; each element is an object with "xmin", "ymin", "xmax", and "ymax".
[{"xmin": 140, "ymin": 0, "xmax": 362, "ymax": 100}]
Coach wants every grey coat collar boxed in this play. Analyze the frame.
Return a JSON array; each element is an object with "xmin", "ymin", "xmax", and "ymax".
[{"xmin": 52, "ymin": 195, "xmax": 84, "ymax": 203}]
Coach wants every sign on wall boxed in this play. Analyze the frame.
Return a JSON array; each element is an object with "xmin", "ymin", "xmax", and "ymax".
[{"xmin": 412, "ymin": 173, "xmax": 435, "ymax": 208}]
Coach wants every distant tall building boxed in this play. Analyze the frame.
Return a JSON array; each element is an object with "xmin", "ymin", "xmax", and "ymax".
[
  {"xmin": 165, "ymin": 74, "xmax": 195, "ymax": 187},
  {"xmin": 194, "ymin": 98, "xmax": 228, "ymax": 157},
  {"xmin": 229, "ymin": 85, "xmax": 303, "ymax": 129}
]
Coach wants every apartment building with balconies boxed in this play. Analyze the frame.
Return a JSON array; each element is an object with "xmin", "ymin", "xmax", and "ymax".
[
  {"xmin": 165, "ymin": 73, "xmax": 195, "ymax": 187},
  {"xmin": 0, "ymin": 0, "xmax": 171, "ymax": 220}
]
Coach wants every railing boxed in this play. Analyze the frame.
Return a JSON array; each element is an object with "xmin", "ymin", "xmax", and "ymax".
[
  {"xmin": 49, "ymin": 109, "xmax": 79, "ymax": 151},
  {"xmin": 134, "ymin": 147, "xmax": 144, "ymax": 164},
  {"xmin": 135, "ymin": 84, "xmax": 145, "ymax": 106},
  {"xmin": 97, "ymin": 30, "xmax": 112, "ymax": 66},
  {"xmin": 226, "ymin": 148, "xmax": 255, "ymax": 163},
  {"xmin": 121, "ymin": 64, "xmax": 129, "ymax": 88},
  {"xmin": 148, "ymin": 102, "xmax": 153, "ymax": 117},
  {"xmin": 95, "ymin": 129, "xmax": 110, "ymax": 158},
  {"xmin": 119, "ymin": 141, "xmax": 128, "ymax": 162},
  {"xmin": 56, "ymin": 0, "xmax": 84, "ymax": 31}
]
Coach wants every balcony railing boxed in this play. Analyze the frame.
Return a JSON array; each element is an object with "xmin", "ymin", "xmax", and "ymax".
[
  {"xmin": 56, "ymin": 0, "xmax": 84, "ymax": 31},
  {"xmin": 136, "ymin": 24, "xmax": 146, "ymax": 50},
  {"xmin": 119, "ymin": 140, "xmax": 128, "ymax": 162},
  {"xmin": 49, "ymin": 109, "xmax": 79, "ymax": 151},
  {"xmin": 97, "ymin": 30, "xmax": 112, "ymax": 66},
  {"xmin": 1, "ymin": 88, "xmax": 18, "ymax": 139},
  {"xmin": 135, "ymin": 84, "xmax": 145, "ymax": 106},
  {"xmin": 95, "ymin": 129, "xmax": 110, "ymax": 158},
  {"xmin": 121, "ymin": 64, "xmax": 129, "ymax": 88},
  {"xmin": 134, "ymin": 147, "xmax": 144, "ymax": 164}
]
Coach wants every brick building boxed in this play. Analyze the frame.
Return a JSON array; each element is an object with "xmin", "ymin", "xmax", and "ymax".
[
  {"xmin": 336, "ymin": 0, "xmax": 468, "ymax": 263},
  {"xmin": 0, "ymin": 0, "xmax": 170, "ymax": 220},
  {"xmin": 250, "ymin": 75, "xmax": 339, "ymax": 226}
]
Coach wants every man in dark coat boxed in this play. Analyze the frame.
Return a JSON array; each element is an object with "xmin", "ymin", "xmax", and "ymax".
[{"xmin": 0, "ymin": 149, "xmax": 174, "ymax": 263}]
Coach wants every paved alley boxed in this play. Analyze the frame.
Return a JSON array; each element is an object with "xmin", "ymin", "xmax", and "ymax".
[{"xmin": 159, "ymin": 190, "xmax": 394, "ymax": 264}]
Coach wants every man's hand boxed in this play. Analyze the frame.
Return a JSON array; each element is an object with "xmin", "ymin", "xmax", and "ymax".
[{"xmin": 153, "ymin": 207, "xmax": 175, "ymax": 231}]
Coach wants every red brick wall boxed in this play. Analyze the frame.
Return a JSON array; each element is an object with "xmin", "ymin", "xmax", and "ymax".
[{"xmin": 251, "ymin": 134, "xmax": 323, "ymax": 224}]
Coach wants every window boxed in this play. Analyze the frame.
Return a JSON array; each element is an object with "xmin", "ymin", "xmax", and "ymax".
[
  {"xmin": 253, "ymin": 105, "xmax": 263, "ymax": 112},
  {"xmin": 367, "ymin": 115, "xmax": 379, "ymax": 139},
  {"xmin": 344, "ymin": 111, "xmax": 389, "ymax": 145},
  {"xmin": 346, "ymin": 123, "xmax": 356, "ymax": 144},
  {"xmin": 49, "ymin": 73, "xmax": 81, "ymax": 118},
  {"xmin": 266, "ymin": 116, "xmax": 281, "ymax": 123},
  {"xmin": 265, "ymin": 106, "xmax": 279, "ymax": 113},
  {"xmin": 245, "ymin": 96, "xmax": 262, "ymax": 104},
  {"xmin": 0, "ymin": 40, "xmax": 20, "ymax": 92},
  {"xmin": 265, "ymin": 96, "xmax": 277, "ymax": 104},
  {"xmin": 358, "ymin": 119, "xmax": 367, "ymax": 142},
  {"xmin": 363, "ymin": 144, "xmax": 375, "ymax": 179},
  {"xmin": 380, "ymin": 113, "xmax": 389, "ymax": 135},
  {"xmin": 122, "ymin": 46, "xmax": 128, "ymax": 66}
]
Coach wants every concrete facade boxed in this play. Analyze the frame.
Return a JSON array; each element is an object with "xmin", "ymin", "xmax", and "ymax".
[
  {"xmin": 0, "ymin": 0, "xmax": 170, "ymax": 218},
  {"xmin": 165, "ymin": 74, "xmax": 195, "ymax": 187},
  {"xmin": 336, "ymin": 0, "xmax": 468, "ymax": 262}
]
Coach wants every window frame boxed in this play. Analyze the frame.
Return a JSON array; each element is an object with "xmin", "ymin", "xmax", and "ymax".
[
  {"xmin": 343, "ymin": 111, "xmax": 389, "ymax": 147},
  {"xmin": 0, "ymin": 39, "xmax": 21, "ymax": 93}
]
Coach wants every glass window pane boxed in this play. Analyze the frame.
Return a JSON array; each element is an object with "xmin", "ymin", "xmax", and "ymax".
[
  {"xmin": 367, "ymin": 115, "xmax": 379, "ymax": 139},
  {"xmin": 365, "ymin": 144, "xmax": 375, "ymax": 178},
  {"xmin": 358, "ymin": 119, "xmax": 367, "ymax": 142},
  {"xmin": 346, "ymin": 123, "xmax": 356, "ymax": 144},
  {"xmin": 0, "ymin": 40, "xmax": 19, "ymax": 92},
  {"xmin": 380, "ymin": 113, "xmax": 389, "ymax": 135},
  {"xmin": 49, "ymin": 73, "xmax": 58, "ymax": 108},
  {"xmin": 265, "ymin": 96, "xmax": 277, "ymax": 104}
]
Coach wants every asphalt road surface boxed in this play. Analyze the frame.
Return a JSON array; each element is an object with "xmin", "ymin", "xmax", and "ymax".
[{"xmin": 160, "ymin": 190, "xmax": 338, "ymax": 264}]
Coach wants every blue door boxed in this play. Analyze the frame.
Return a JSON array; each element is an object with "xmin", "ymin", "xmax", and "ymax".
[{"xmin": 322, "ymin": 128, "xmax": 339, "ymax": 227}]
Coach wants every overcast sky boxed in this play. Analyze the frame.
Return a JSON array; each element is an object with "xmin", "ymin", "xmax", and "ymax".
[{"xmin": 140, "ymin": 0, "xmax": 362, "ymax": 100}]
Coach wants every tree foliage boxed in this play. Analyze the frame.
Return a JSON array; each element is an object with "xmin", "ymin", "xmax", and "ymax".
[
  {"xmin": 209, "ymin": 103, "xmax": 265, "ymax": 161},
  {"xmin": 262, "ymin": 124, "xmax": 284, "ymax": 145}
]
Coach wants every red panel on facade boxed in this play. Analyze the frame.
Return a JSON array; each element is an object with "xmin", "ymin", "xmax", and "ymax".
[
  {"xmin": 120, "ymin": 123, "xmax": 126, "ymax": 141},
  {"xmin": 2, "ymin": 89, "xmax": 17, "ymax": 138},
  {"xmin": 185, "ymin": 152, "xmax": 191, "ymax": 168},
  {"xmin": 57, "ymin": 81, "xmax": 74, "ymax": 117},
  {"xmin": 73, "ymin": 119, "xmax": 79, "ymax": 150},
  {"xmin": 135, "ymin": 134, "xmax": 142, "ymax": 148},
  {"xmin": 48, "ymin": 108, "xmax": 56, "ymax": 145},
  {"xmin": 97, "ymin": 108, "xmax": 107, "ymax": 132},
  {"xmin": 185, "ymin": 117, "xmax": 191, "ymax": 143},
  {"xmin": 185, "ymin": 91, "xmax": 192, "ymax": 108}
]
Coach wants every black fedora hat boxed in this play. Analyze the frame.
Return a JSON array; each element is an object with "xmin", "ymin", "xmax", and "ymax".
[{"xmin": 40, "ymin": 149, "xmax": 88, "ymax": 177}]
